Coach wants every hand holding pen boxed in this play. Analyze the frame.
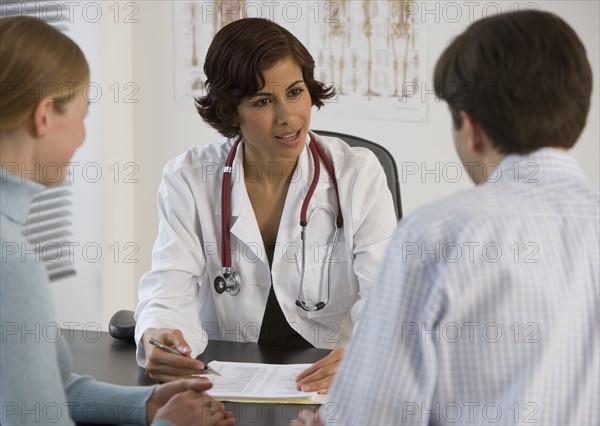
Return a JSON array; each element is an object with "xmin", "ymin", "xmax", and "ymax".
[
  {"xmin": 142, "ymin": 328, "xmax": 221, "ymax": 382},
  {"xmin": 149, "ymin": 338, "xmax": 221, "ymax": 376}
]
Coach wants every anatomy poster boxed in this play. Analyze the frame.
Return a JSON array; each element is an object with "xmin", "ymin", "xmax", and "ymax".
[{"xmin": 173, "ymin": 1, "xmax": 426, "ymax": 121}]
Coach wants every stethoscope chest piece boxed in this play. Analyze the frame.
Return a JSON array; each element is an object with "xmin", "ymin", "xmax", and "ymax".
[{"xmin": 214, "ymin": 268, "xmax": 241, "ymax": 295}]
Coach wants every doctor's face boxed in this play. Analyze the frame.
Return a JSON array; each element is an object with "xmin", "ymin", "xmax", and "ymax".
[{"xmin": 237, "ymin": 56, "xmax": 312, "ymax": 165}]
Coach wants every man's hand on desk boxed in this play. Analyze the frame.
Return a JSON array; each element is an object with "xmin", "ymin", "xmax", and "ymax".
[
  {"xmin": 142, "ymin": 328, "xmax": 207, "ymax": 382},
  {"xmin": 147, "ymin": 378, "xmax": 235, "ymax": 425},
  {"xmin": 295, "ymin": 348, "xmax": 345, "ymax": 394}
]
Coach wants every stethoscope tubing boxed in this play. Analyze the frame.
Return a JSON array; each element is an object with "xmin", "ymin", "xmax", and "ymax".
[
  {"xmin": 220, "ymin": 136, "xmax": 242, "ymax": 269},
  {"xmin": 218, "ymin": 132, "xmax": 343, "ymax": 310}
]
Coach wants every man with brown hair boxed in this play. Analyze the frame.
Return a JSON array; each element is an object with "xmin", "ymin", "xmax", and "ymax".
[{"xmin": 295, "ymin": 9, "xmax": 599, "ymax": 426}]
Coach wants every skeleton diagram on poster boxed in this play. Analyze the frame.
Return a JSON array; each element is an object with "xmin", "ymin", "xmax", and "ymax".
[{"xmin": 173, "ymin": 1, "xmax": 426, "ymax": 121}]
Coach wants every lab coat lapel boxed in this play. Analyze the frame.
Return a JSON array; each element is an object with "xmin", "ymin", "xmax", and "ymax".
[
  {"xmin": 308, "ymin": 131, "xmax": 335, "ymax": 198},
  {"xmin": 275, "ymin": 139, "xmax": 310, "ymax": 260},
  {"xmin": 214, "ymin": 142, "xmax": 263, "ymax": 255},
  {"xmin": 229, "ymin": 180, "xmax": 261, "ymax": 250},
  {"xmin": 274, "ymin": 134, "xmax": 334, "ymax": 264}
]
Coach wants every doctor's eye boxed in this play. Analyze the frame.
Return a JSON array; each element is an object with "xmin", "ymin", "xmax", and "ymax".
[
  {"xmin": 287, "ymin": 87, "xmax": 304, "ymax": 99},
  {"xmin": 253, "ymin": 98, "xmax": 271, "ymax": 107}
]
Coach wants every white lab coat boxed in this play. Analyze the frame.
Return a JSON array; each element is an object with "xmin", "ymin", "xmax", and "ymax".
[{"xmin": 135, "ymin": 132, "xmax": 397, "ymax": 365}]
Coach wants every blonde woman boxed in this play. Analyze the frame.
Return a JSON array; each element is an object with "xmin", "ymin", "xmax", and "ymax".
[{"xmin": 0, "ymin": 16, "xmax": 233, "ymax": 426}]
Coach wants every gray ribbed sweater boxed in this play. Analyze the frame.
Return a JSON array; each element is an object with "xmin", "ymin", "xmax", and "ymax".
[{"xmin": 0, "ymin": 171, "xmax": 155, "ymax": 425}]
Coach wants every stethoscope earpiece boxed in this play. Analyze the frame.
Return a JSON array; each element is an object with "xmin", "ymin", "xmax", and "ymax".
[{"xmin": 295, "ymin": 299, "xmax": 326, "ymax": 312}]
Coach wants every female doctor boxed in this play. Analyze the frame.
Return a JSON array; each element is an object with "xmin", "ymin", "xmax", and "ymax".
[{"xmin": 135, "ymin": 18, "xmax": 397, "ymax": 392}]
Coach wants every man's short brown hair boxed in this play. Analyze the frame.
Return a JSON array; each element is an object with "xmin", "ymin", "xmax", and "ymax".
[
  {"xmin": 196, "ymin": 18, "xmax": 335, "ymax": 138},
  {"xmin": 434, "ymin": 10, "xmax": 592, "ymax": 154}
]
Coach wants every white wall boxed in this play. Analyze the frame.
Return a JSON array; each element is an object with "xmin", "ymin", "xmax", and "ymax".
[
  {"xmin": 96, "ymin": 1, "xmax": 600, "ymax": 328},
  {"xmin": 45, "ymin": 5, "xmax": 103, "ymax": 329},
  {"xmin": 98, "ymin": 4, "xmax": 138, "ymax": 330}
]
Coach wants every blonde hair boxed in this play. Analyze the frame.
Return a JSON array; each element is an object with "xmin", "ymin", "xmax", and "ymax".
[{"xmin": 0, "ymin": 16, "xmax": 89, "ymax": 132}]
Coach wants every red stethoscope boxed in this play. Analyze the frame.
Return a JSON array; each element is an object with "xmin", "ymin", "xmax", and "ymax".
[{"xmin": 213, "ymin": 132, "xmax": 344, "ymax": 311}]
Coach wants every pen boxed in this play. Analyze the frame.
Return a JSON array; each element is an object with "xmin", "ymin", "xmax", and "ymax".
[{"xmin": 148, "ymin": 337, "xmax": 222, "ymax": 376}]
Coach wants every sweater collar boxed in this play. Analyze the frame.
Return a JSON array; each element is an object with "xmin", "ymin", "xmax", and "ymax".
[{"xmin": 0, "ymin": 169, "xmax": 45, "ymax": 225}]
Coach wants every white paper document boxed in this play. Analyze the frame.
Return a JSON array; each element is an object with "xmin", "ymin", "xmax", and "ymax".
[{"xmin": 203, "ymin": 361, "xmax": 321, "ymax": 403}]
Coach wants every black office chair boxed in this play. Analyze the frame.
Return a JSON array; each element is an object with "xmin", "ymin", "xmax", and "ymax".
[
  {"xmin": 313, "ymin": 130, "xmax": 402, "ymax": 220},
  {"xmin": 109, "ymin": 131, "xmax": 403, "ymax": 341}
]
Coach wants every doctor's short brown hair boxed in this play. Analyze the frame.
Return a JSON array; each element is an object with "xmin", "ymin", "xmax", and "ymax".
[
  {"xmin": 195, "ymin": 18, "xmax": 336, "ymax": 138},
  {"xmin": 434, "ymin": 10, "xmax": 592, "ymax": 154}
]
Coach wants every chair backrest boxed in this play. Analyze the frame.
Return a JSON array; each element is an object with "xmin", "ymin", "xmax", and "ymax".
[{"xmin": 313, "ymin": 130, "xmax": 402, "ymax": 220}]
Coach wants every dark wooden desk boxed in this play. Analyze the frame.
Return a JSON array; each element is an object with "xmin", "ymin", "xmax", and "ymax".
[{"xmin": 63, "ymin": 329, "xmax": 330, "ymax": 425}]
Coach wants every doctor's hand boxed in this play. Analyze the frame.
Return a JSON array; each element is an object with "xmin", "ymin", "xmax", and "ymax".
[
  {"xmin": 147, "ymin": 377, "xmax": 235, "ymax": 426},
  {"xmin": 142, "ymin": 328, "xmax": 207, "ymax": 382},
  {"xmin": 295, "ymin": 348, "xmax": 345, "ymax": 394}
]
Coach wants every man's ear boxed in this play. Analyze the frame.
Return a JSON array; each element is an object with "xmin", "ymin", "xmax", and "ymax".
[
  {"xmin": 459, "ymin": 111, "xmax": 486, "ymax": 155},
  {"xmin": 32, "ymin": 97, "xmax": 54, "ymax": 137}
]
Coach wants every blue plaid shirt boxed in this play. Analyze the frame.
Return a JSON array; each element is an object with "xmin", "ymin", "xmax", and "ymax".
[{"xmin": 325, "ymin": 148, "xmax": 599, "ymax": 425}]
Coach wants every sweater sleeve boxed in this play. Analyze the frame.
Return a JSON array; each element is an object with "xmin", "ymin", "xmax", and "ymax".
[
  {"xmin": 1, "ymin": 235, "xmax": 155, "ymax": 426},
  {"xmin": 0, "ymin": 241, "xmax": 74, "ymax": 426},
  {"xmin": 65, "ymin": 374, "xmax": 154, "ymax": 425}
]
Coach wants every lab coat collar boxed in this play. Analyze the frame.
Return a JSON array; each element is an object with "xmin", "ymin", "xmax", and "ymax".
[
  {"xmin": 215, "ymin": 132, "xmax": 334, "ymax": 216},
  {"xmin": 214, "ymin": 137, "xmax": 246, "ymax": 217},
  {"xmin": 219, "ymin": 140, "xmax": 259, "ymax": 254},
  {"xmin": 294, "ymin": 130, "xmax": 336, "ymax": 196},
  {"xmin": 216, "ymin": 132, "xmax": 336, "ymax": 259}
]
